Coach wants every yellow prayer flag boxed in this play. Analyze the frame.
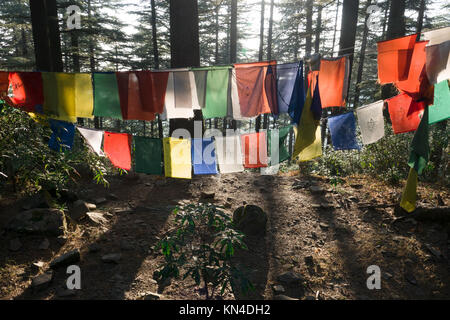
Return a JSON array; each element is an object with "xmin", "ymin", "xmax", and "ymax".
[
  {"xmin": 163, "ymin": 137, "xmax": 192, "ymax": 179},
  {"xmin": 74, "ymin": 73, "xmax": 94, "ymax": 119},
  {"xmin": 400, "ymin": 167, "xmax": 418, "ymax": 213},
  {"xmin": 292, "ymin": 87, "xmax": 322, "ymax": 162}
]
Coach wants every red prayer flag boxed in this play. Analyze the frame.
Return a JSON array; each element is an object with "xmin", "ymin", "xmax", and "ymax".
[
  {"xmin": 240, "ymin": 132, "xmax": 268, "ymax": 168},
  {"xmin": 387, "ymin": 93, "xmax": 425, "ymax": 134},
  {"xmin": 103, "ymin": 132, "xmax": 132, "ymax": 170},
  {"xmin": 234, "ymin": 61, "xmax": 276, "ymax": 117},
  {"xmin": 116, "ymin": 72, "xmax": 156, "ymax": 121},
  {"xmin": 395, "ymin": 41, "xmax": 431, "ymax": 99},
  {"xmin": 8, "ymin": 72, "xmax": 44, "ymax": 112},
  {"xmin": 136, "ymin": 71, "xmax": 169, "ymax": 114},
  {"xmin": 377, "ymin": 34, "xmax": 418, "ymax": 84}
]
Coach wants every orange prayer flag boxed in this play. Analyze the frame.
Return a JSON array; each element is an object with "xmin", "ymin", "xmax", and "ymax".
[
  {"xmin": 234, "ymin": 61, "xmax": 276, "ymax": 117},
  {"xmin": 240, "ymin": 132, "xmax": 269, "ymax": 168},
  {"xmin": 318, "ymin": 56, "xmax": 349, "ymax": 108},
  {"xmin": 387, "ymin": 93, "xmax": 425, "ymax": 134},
  {"xmin": 395, "ymin": 41, "xmax": 431, "ymax": 99},
  {"xmin": 103, "ymin": 132, "xmax": 132, "ymax": 171},
  {"xmin": 7, "ymin": 72, "xmax": 44, "ymax": 112},
  {"xmin": 377, "ymin": 34, "xmax": 418, "ymax": 84}
]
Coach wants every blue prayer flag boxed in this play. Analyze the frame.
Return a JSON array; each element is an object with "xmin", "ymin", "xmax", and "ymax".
[
  {"xmin": 48, "ymin": 119, "xmax": 75, "ymax": 152},
  {"xmin": 328, "ymin": 112, "xmax": 360, "ymax": 151},
  {"xmin": 191, "ymin": 138, "xmax": 218, "ymax": 175},
  {"xmin": 287, "ymin": 61, "xmax": 306, "ymax": 125}
]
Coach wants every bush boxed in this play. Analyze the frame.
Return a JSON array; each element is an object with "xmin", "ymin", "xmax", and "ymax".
[
  {"xmin": 153, "ymin": 203, "xmax": 254, "ymax": 300},
  {"xmin": 0, "ymin": 102, "xmax": 109, "ymax": 195}
]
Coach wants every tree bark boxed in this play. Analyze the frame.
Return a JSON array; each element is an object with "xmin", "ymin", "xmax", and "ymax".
[
  {"xmin": 169, "ymin": 0, "xmax": 201, "ymax": 137},
  {"xmin": 314, "ymin": 4, "xmax": 322, "ymax": 54},
  {"xmin": 305, "ymin": 0, "xmax": 313, "ymax": 58},
  {"xmin": 338, "ymin": 0, "xmax": 359, "ymax": 72},
  {"xmin": 29, "ymin": 0, "xmax": 63, "ymax": 72},
  {"xmin": 256, "ymin": 0, "xmax": 266, "ymax": 132},
  {"xmin": 353, "ymin": 0, "xmax": 372, "ymax": 108},
  {"xmin": 416, "ymin": 0, "xmax": 426, "ymax": 37},
  {"xmin": 386, "ymin": 0, "xmax": 406, "ymax": 40},
  {"xmin": 230, "ymin": 0, "xmax": 238, "ymax": 130}
]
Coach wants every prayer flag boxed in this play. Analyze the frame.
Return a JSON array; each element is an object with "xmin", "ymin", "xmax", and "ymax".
[
  {"xmin": 386, "ymin": 93, "xmax": 425, "ymax": 134},
  {"xmin": 134, "ymin": 137, "xmax": 163, "ymax": 175},
  {"xmin": 191, "ymin": 138, "xmax": 218, "ymax": 175},
  {"xmin": 429, "ymin": 80, "xmax": 450, "ymax": 124},
  {"xmin": 136, "ymin": 71, "xmax": 169, "ymax": 114},
  {"xmin": 400, "ymin": 167, "xmax": 418, "ymax": 213},
  {"xmin": 163, "ymin": 137, "xmax": 192, "ymax": 179},
  {"xmin": 103, "ymin": 132, "xmax": 132, "ymax": 170},
  {"xmin": 423, "ymin": 27, "xmax": 450, "ymax": 85},
  {"xmin": 288, "ymin": 61, "xmax": 306, "ymax": 125},
  {"xmin": 215, "ymin": 135, "xmax": 245, "ymax": 174},
  {"xmin": 203, "ymin": 67, "xmax": 230, "ymax": 119},
  {"xmin": 276, "ymin": 62, "xmax": 300, "ymax": 115},
  {"xmin": 328, "ymin": 112, "xmax": 360, "ymax": 151},
  {"xmin": 408, "ymin": 106, "xmax": 430, "ymax": 175},
  {"xmin": 318, "ymin": 56, "xmax": 349, "ymax": 108},
  {"xmin": 240, "ymin": 132, "xmax": 269, "ymax": 168},
  {"xmin": 356, "ymin": 100, "xmax": 385, "ymax": 145},
  {"xmin": 77, "ymin": 127, "xmax": 104, "ymax": 157},
  {"xmin": 93, "ymin": 73, "xmax": 123, "ymax": 120},
  {"xmin": 8, "ymin": 72, "xmax": 44, "ymax": 112},
  {"xmin": 48, "ymin": 120, "xmax": 75, "ymax": 152}
]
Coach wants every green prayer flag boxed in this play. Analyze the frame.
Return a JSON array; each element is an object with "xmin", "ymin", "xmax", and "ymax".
[
  {"xmin": 203, "ymin": 66, "xmax": 231, "ymax": 119},
  {"xmin": 93, "ymin": 73, "xmax": 122, "ymax": 119},
  {"xmin": 268, "ymin": 126, "xmax": 291, "ymax": 165},
  {"xmin": 429, "ymin": 80, "xmax": 450, "ymax": 125},
  {"xmin": 134, "ymin": 137, "xmax": 163, "ymax": 175},
  {"xmin": 408, "ymin": 106, "xmax": 430, "ymax": 175}
]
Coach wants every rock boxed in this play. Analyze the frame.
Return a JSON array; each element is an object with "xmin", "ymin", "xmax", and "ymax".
[
  {"xmin": 56, "ymin": 288, "xmax": 77, "ymax": 298},
  {"xmin": 50, "ymin": 249, "xmax": 80, "ymax": 269},
  {"xmin": 272, "ymin": 285, "xmax": 285, "ymax": 294},
  {"xmin": 233, "ymin": 205, "xmax": 267, "ymax": 236},
  {"xmin": 107, "ymin": 194, "xmax": 119, "ymax": 200},
  {"xmin": 309, "ymin": 186, "xmax": 325, "ymax": 194},
  {"xmin": 69, "ymin": 200, "xmax": 90, "ymax": 221},
  {"xmin": 38, "ymin": 238, "xmax": 50, "ymax": 250},
  {"xmin": 86, "ymin": 212, "xmax": 108, "ymax": 225},
  {"xmin": 200, "ymin": 192, "xmax": 215, "ymax": 200},
  {"xmin": 304, "ymin": 296, "xmax": 316, "ymax": 301},
  {"xmin": 319, "ymin": 222, "xmax": 330, "ymax": 230},
  {"xmin": 277, "ymin": 271, "xmax": 303, "ymax": 285},
  {"xmin": 94, "ymin": 197, "xmax": 107, "ymax": 205},
  {"xmin": 88, "ymin": 243, "xmax": 101, "ymax": 253},
  {"xmin": 6, "ymin": 208, "xmax": 67, "ymax": 236},
  {"xmin": 59, "ymin": 189, "xmax": 78, "ymax": 203},
  {"xmin": 304, "ymin": 256, "xmax": 314, "ymax": 266},
  {"xmin": 273, "ymin": 295, "xmax": 298, "ymax": 300},
  {"xmin": 350, "ymin": 184, "xmax": 363, "ymax": 190},
  {"xmin": 31, "ymin": 271, "xmax": 53, "ymax": 291},
  {"xmin": 143, "ymin": 292, "xmax": 162, "ymax": 300},
  {"xmin": 86, "ymin": 203, "xmax": 97, "ymax": 210},
  {"xmin": 102, "ymin": 253, "xmax": 121, "ymax": 264},
  {"xmin": 9, "ymin": 238, "xmax": 23, "ymax": 252},
  {"xmin": 405, "ymin": 273, "xmax": 417, "ymax": 285}
]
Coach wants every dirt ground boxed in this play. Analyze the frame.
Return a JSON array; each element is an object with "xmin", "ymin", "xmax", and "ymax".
[{"xmin": 0, "ymin": 171, "xmax": 449, "ymax": 300}]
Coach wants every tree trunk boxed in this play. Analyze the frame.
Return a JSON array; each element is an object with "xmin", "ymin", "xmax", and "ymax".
[
  {"xmin": 255, "ymin": 0, "xmax": 266, "ymax": 133},
  {"xmin": 29, "ymin": 0, "xmax": 63, "ymax": 72},
  {"xmin": 215, "ymin": 4, "xmax": 220, "ymax": 64},
  {"xmin": 267, "ymin": 0, "xmax": 274, "ymax": 61},
  {"xmin": 416, "ymin": 0, "xmax": 426, "ymax": 37},
  {"xmin": 353, "ymin": 0, "xmax": 372, "ymax": 108},
  {"xmin": 305, "ymin": 0, "xmax": 313, "ymax": 58},
  {"xmin": 338, "ymin": 0, "xmax": 359, "ymax": 74},
  {"xmin": 150, "ymin": 0, "xmax": 160, "ymax": 69},
  {"xmin": 230, "ymin": 0, "xmax": 238, "ymax": 130},
  {"xmin": 314, "ymin": 4, "xmax": 322, "ymax": 54},
  {"xmin": 331, "ymin": 0, "xmax": 340, "ymax": 56},
  {"xmin": 169, "ymin": 0, "xmax": 201, "ymax": 137}
]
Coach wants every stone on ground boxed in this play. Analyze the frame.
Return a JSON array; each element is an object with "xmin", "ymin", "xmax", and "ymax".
[
  {"xmin": 6, "ymin": 208, "xmax": 67, "ymax": 236},
  {"xmin": 50, "ymin": 249, "xmax": 81, "ymax": 269},
  {"xmin": 233, "ymin": 205, "xmax": 267, "ymax": 236}
]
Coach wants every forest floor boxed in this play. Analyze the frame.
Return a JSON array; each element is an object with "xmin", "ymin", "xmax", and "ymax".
[{"xmin": 0, "ymin": 170, "xmax": 449, "ymax": 300}]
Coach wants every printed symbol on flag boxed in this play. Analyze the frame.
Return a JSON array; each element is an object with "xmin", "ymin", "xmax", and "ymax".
[{"xmin": 367, "ymin": 118, "xmax": 376, "ymax": 131}]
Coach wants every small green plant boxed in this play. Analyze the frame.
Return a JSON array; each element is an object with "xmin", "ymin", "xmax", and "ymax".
[{"xmin": 153, "ymin": 203, "xmax": 254, "ymax": 300}]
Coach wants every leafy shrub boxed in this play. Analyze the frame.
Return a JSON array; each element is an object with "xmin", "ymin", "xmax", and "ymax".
[
  {"xmin": 0, "ymin": 102, "xmax": 109, "ymax": 195},
  {"xmin": 153, "ymin": 203, "xmax": 253, "ymax": 300}
]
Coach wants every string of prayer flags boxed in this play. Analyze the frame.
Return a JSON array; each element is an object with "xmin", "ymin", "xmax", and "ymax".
[
  {"xmin": 8, "ymin": 72, "xmax": 44, "ymax": 112},
  {"xmin": 356, "ymin": 100, "xmax": 385, "ymax": 145},
  {"xmin": 288, "ymin": 61, "xmax": 306, "ymax": 125},
  {"xmin": 429, "ymin": 80, "xmax": 450, "ymax": 124},
  {"xmin": 103, "ymin": 132, "xmax": 132, "ymax": 171},
  {"xmin": 408, "ymin": 106, "xmax": 430, "ymax": 175},
  {"xmin": 400, "ymin": 167, "xmax": 419, "ymax": 213},
  {"xmin": 163, "ymin": 137, "xmax": 192, "ymax": 179},
  {"xmin": 191, "ymin": 138, "xmax": 218, "ymax": 175},
  {"xmin": 48, "ymin": 119, "xmax": 75, "ymax": 152},
  {"xmin": 214, "ymin": 135, "xmax": 245, "ymax": 174},
  {"xmin": 377, "ymin": 34, "xmax": 418, "ymax": 84},
  {"xmin": 240, "ymin": 132, "xmax": 269, "ymax": 169},
  {"xmin": 394, "ymin": 41, "xmax": 430, "ymax": 99},
  {"xmin": 203, "ymin": 66, "xmax": 231, "ymax": 119},
  {"xmin": 116, "ymin": 72, "xmax": 156, "ymax": 121},
  {"xmin": 328, "ymin": 112, "xmax": 360, "ymax": 151},
  {"xmin": 136, "ymin": 71, "xmax": 169, "ymax": 114},
  {"xmin": 77, "ymin": 127, "xmax": 104, "ymax": 157},
  {"xmin": 292, "ymin": 87, "xmax": 322, "ymax": 161},
  {"xmin": 93, "ymin": 73, "xmax": 123, "ymax": 120},
  {"xmin": 276, "ymin": 62, "xmax": 300, "ymax": 115},
  {"xmin": 386, "ymin": 93, "xmax": 425, "ymax": 134},
  {"xmin": 318, "ymin": 56, "xmax": 349, "ymax": 108},
  {"xmin": 234, "ymin": 61, "xmax": 276, "ymax": 118},
  {"xmin": 423, "ymin": 27, "xmax": 450, "ymax": 85},
  {"xmin": 134, "ymin": 137, "xmax": 163, "ymax": 175}
]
